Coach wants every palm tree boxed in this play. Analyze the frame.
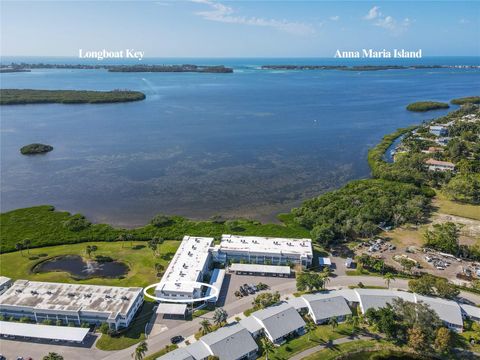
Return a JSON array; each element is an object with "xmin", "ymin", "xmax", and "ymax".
[
  {"xmin": 213, "ymin": 308, "xmax": 228, "ymax": 326},
  {"xmin": 15, "ymin": 242, "xmax": 24, "ymax": 256},
  {"xmin": 43, "ymin": 353, "xmax": 64, "ymax": 360},
  {"xmin": 118, "ymin": 233, "xmax": 126, "ymax": 248},
  {"xmin": 328, "ymin": 316, "xmax": 338, "ymax": 330},
  {"xmin": 383, "ymin": 272, "xmax": 396, "ymax": 289},
  {"xmin": 23, "ymin": 239, "xmax": 31, "ymax": 254},
  {"xmin": 261, "ymin": 338, "xmax": 275, "ymax": 360},
  {"xmin": 305, "ymin": 321, "xmax": 316, "ymax": 341},
  {"xmin": 199, "ymin": 319, "xmax": 212, "ymax": 335},
  {"xmin": 132, "ymin": 341, "xmax": 148, "ymax": 360}
]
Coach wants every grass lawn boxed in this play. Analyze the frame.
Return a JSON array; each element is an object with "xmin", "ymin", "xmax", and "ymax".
[
  {"xmin": 434, "ymin": 193, "xmax": 480, "ymax": 221},
  {"xmin": 96, "ymin": 301, "xmax": 156, "ymax": 351},
  {"xmin": 301, "ymin": 339, "xmax": 391, "ymax": 360},
  {"xmin": 258, "ymin": 323, "xmax": 356, "ymax": 360},
  {"xmin": 0, "ymin": 240, "xmax": 179, "ymax": 288},
  {"xmin": 144, "ymin": 345, "xmax": 179, "ymax": 360}
]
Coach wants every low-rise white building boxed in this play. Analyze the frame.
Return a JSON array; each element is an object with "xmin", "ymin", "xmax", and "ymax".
[
  {"xmin": 155, "ymin": 236, "xmax": 214, "ymax": 300},
  {"xmin": 213, "ymin": 235, "xmax": 313, "ymax": 267},
  {"xmin": 0, "ymin": 280, "xmax": 143, "ymax": 330},
  {"xmin": 425, "ymin": 159, "xmax": 455, "ymax": 172},
  {"xmin": 240, "ymin": 302, "xmax": 306, "ymax": 344}
]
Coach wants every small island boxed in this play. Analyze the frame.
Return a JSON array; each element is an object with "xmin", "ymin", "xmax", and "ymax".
[
  {"xmin": 20, "ymin": 143, "xmax": 54, "ymax": 155},
  {"xmin": 406, "ymin": 101, "xmax": 450, "ymax": 112},
  {"xmin": 451, "ymin": 96, "xmax": 480, "ymax": 105},
  {"xmin": 0, "ymin": 89, "xmax": 146, "ymax": 105}
]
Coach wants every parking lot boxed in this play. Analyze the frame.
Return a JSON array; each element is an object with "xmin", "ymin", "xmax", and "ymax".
[{"xmin": 220, "ymin": 272, "xmax": 296, "ymax": 306}]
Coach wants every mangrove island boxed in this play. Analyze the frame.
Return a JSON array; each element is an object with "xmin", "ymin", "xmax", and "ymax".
[
  {"xmin": 20, "ymin": 143, "xmax": 54, "ymax": 155},
  {"xmin": 0, "ymin": 89, "xmax": 146, "ymax": 105},
  {"xmin": 406, "ymin": 101, "xmax": 450, "ymax": 112}
]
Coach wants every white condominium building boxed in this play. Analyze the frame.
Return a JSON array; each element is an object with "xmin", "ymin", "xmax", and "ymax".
[
  {"xmin": 155, "ymin": 236, "xmax": 214, "ymax": 300},
  {"xmin": 0, "ymin": 280, "xmax": 143, "ymax": 330},
  {"xmin": 213, "ymin": 235, "xmax": 313, "ymax": 267}
]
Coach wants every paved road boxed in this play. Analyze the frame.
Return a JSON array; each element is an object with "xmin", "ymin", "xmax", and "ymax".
[{"xmin": 1, "ymin": 275, "xmax": 479, "ymax": 360}]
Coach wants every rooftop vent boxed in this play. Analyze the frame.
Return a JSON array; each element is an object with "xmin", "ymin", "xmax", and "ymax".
[
  {"xmin": 67, "ymin": 293, "xmax": 76, "ymax": 297},
  {"xmin": 15, "ymin": 289, "xmax": 22, "ymax": 293},
  {"xmin": 46, "ymin": 291, "xmax": 53, "ymax": 295},
  {"xmin": 121, "ymin": 296, "xmax": 129, "ymax": 301},
  {"xmin": 30, "ymin": 290, "xmax": 38, "ymax": 295},
  {"xmin": 105, "ymin": 294, "xmax": 112, "ymax": 299}
]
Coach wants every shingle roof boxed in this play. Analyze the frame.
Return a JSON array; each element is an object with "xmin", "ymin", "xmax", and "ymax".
[
  {"xmin": 186, "ymin": 341, "xmax": 212, "ymax": 360},
  {"xmin": 239, "ymin": 316, "xmax": 263, "ymax": 333},
  {"xmin": 415, "ymin": 295, "xmax": 463, "ymax": 327},
  {"xmin": 251, "ymin": 302, "xmax": 305, "ymax": 341},
  {"xmin": 156, "ymin": 347, "xmax": 195, "ymax": 360},
  {"xmin": 200, "ymin": 323, "xmax": 258, "ymax": 360},
  {"xmin": 302, "ymin": 294, "xmax": 351, "ymax": 321},
  {"xmin": 460, "ymin": 304, "xmax": 480, "ymax": 320}
]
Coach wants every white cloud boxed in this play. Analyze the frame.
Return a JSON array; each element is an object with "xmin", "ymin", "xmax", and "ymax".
[
  {"xmin": 364, "ymin": 6, "xmax": 410, "ymax": 35},
  {"xmin": 459, "ymin": 18, "xmax": 469, "ymax": 24},
  {"xmin": 191, "ymin": 0, "xmax": 315, "ymax": 36},
  {"xmin": 329, "ymin": 15, "xmax": 340, "ymax": 21},
  {"xmin": 364, "ymin": 6, "xmax": 381, "ymax": 20}
]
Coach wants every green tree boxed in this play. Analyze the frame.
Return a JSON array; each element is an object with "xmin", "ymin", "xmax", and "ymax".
[
  {"xmin": 43, "ymin": 353, "xmax": 64, "ymax": 360},
  {"xmin": 328, "ymin": 316, "xmax": 338, "ymax": 330},
  {"xmin": 213, "ymin": 308, "xmax": 228, "ymax": 326},
  {"xmin": 424, "ymin": 222, "xmax": 460, "ymax": 255},
  {"xmin": 99, "ymin": 322, "xmax": 110, "ymax": 334},
  {"xmin": 383, "ymin": 272, "xmax": 395, "ymax": 289},
  {"xmin": 261, "ymin": 338, "xmax": 275, "ymax": 360},
  {"xmin": 15, "ymin": 242, "xmax": 24, "ymax": 256},
  {"xmin": 296, "ymin": 272, "xmax": 324, "ymax": 292},
  {"xmin": 305, "ymin": 321, "xmax": 316, "ymax": 341},
  {"xmin": 311, "ymin": 223, "xmax": 335, "ymax": 246},
  {"xmin": 434, "ymin": 327, "xmax": 453, "ymax": 354},
  {"xmin": 133, "ymin": 341, "xmax": 148, "ymax": 360},
  {"xmin": 408, "ymin": 326, "xmax": 427, "ymax": 352},
  {"xmin": 199, "ymin": 319, "xmax": 212, "ymax": 335},
  {"xmin": 148, "ymin": 238, "xmax": 158, "ymax": 256},
  {"xmin": 23, "ymin": 239, "xmax": 31, "ymax": 254},
  {"xmin": 151, "ymin": 214, "xmax": 173, "ymax": 227}
]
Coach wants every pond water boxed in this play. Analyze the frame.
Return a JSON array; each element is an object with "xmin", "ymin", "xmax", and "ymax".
[{"xmin": 33, "ymin": 255, "xmax": 129, "ymax": 279}]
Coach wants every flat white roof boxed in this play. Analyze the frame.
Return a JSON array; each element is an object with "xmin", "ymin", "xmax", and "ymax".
[
  {"xmin": 156, "ymin": 303, "xmax": 187, "ymax": 315},
  {"xmin": 230, "ymin": 263, "xmax": 291, "ymax": 275},
  {"xmin": 0, "ymin": 321, "xmax": 89, "ymax": 342},
  {"xmin": 0, "ymin": 276, "xmax": 11, "ymax": 288},
  {"xmin": 319, "ymin": 257, "xmax": 331, "ymax": 266},
  {"xmin": 206, "ymin": 269, "xmax": 226, "ymax": 302},
  {"xmin": 156, "ymin": 236, "xmax": 214, "ymax": 295},
  {"xmin": 220, "ymin": 234, "xmax": 312, "ymax": 258},
  {"xmin": 0, "ymin": 280, "xmax": 142, "ymax": 317}
]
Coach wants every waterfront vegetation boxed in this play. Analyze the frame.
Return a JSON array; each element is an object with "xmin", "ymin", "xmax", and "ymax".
[
  {"xmin": 0, "ymin": 89, "xmax": 146, "ymax": 105},
  {"xmin": 406, "ymin": 101, "xmax": 450, "ymax": 112},
  {"xmin": 0, "ymin": 205, "xmax": 309, "ymax": 253},
  {"xmin": 292, "ymin": 179, "xmax": 432, "ymax": 246},
  {"xmin": 20, "ymin": 143, "xmax": 53, "ymax": 155},
  {"xmin": 451, "ymin": 96, "xmax": 480, "ymax": 105}
]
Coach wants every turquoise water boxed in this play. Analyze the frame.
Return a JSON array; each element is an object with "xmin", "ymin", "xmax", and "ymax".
[{"xmin": 1, "ymin": 57, "xmax": 479, "ymax": 226}]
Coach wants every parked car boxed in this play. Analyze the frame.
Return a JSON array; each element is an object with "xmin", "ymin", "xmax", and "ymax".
[{"xmin": 170, "ymin": 335, "xmax": 184, "ymax": 344}]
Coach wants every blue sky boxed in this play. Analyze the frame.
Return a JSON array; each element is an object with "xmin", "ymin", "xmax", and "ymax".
[{"xmin": 1, "ymin": 0, "xmax": 479, "ymax": 57}]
